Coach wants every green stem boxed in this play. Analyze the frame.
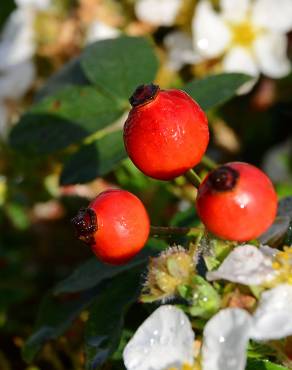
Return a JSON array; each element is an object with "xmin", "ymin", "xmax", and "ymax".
[
  {"xmin": 184, "ymin": 169, "xmax": 202, "ymax": 188},
  {"xmin": 201, "ymin": 155, "xmax": 217, "ymax": 170},
  {"xmin": 150, "ymin": 225, "xmax": 201, "ymax": 237}
]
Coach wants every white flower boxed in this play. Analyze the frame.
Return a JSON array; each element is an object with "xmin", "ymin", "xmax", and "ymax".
[
  {"xmin": 164, "ymin": 31, "xmax": 203, "ymax": 71},
  {"xmin": 123, "ymin": 305, "xmax": 195, "ymax": 370},
  {"xmin": 0, "ymin": 61, "xmax": 36, "ymax": 100},
  {"xmin": 192, "ymin": 0, "xmax": 292, "ymax": 79},
  {"xmin": 0, "ymin": 8, "xmax": 35, "ymax": 70},
  {"xmin": 85, "ymin": 21, "xmax": 120, "ymax": 45},
  {"xmin": 202, "ymin": 284, "xmax": 292, "ymax": 370},
  {"xmin": 135, "ymin": 0, "xmax": 182, "ymax": 26},
  {"xmin": 0, "ymin": 0, "xmax": 48, "ymax": 135},
  {"xmin": 15, "ymin": 0, "xmax": 51, "ymax": 10},
  {"xmin": 206, "ymin": 244, "xmax": 276, "ymax": 285},
  {"xmin": 206, "ymin": 244, "xmax": 292, "ymax": 287}
]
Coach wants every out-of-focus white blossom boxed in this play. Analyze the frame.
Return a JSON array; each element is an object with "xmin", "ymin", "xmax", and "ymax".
[
  {"xmin": 15, "ymin": 0, "xmax": 51, "ymax": 10},
  {"xmin": 192, "ymin": 0, "xmax": 292, "ymax": 79},
  {"xmin": 202, "ymin": 284, "xmax": 292, "ymax": 370},
  {"xmin": 123, "ymin": 305, "xmax": 195, "ymax": 370},
  {"xmin": 85, "ymin": 20, "xmax": 120, "ymax": 45},
  {"xmin": 135, "ymin": 0, "xmax": 182, "ymax": 26},
  {"xmin": 0, "ymin": 8, "xmax": 35, "ymax": 70},
  {"xmin": 0, "ymin": 0, "xmax": 51, "ymax": 136},
  {"xmin": 164, "ymin": 31, "xmax": 203, "ymax": 71},
  {"xmin": 0, "ymin": 61, "xmax": 36, "ymax": 100}
]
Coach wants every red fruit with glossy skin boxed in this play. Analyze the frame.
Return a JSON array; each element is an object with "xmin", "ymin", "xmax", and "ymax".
[
  {"xmin": 123, "ymin": 84, "xmax": 209, "ymax": 180},
  {"xmin": 196, "ymin": 162, "xmax": 277, "ymax": 241},
  {"xmin": 72, "ymin": 189, "xmax": 150, "ymax": 265}
]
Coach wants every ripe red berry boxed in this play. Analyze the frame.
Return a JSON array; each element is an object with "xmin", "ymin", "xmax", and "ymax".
[
  {"xmin": 123, "ymin": 84, "xmax": 209, "ymax": 180},
  {"xmin": 196, "ymin": 162, "xmax": 277, "ymax": 241},
  {"xmin": 72, "ymin": 189, "xmax": 150, "ymax": 264}
]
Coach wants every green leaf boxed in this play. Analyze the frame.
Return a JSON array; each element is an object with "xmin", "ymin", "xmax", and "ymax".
[
  {"xmin": 81, "ymin": 36, "xmax": 158, "ymax": 101},
  {"xmin": 284, "ymin": 221, "xmax": 292, "ymax": 246},
  {"xmin": 35, "ymin": 56, "xmax": 89, "ymax": 101},
  {"xmin": 10, "ymin": 86, "xmax": 124, "ymax": 154},
  {"xmin": 170, "ymin": 206, "xmax": 198, "ymax": 228},
  {"xmin": 85, "ymin": 269, "xmax": 140, "ymax": 369},
  {"xmin": 246, "ymin": 359, "xmax": 289, "ymax": 370},
  {"xmin": 183, "ymin": 73, "xmax": 251, "ymax": 110},
  {"xmin": 54, "ymin": 239, "xmax": 166, "ymax": 295},
  {"xmin": 22, "ymin": 288, "xmax": 95, "ymax": 363},
  {"xmin": 259, "ymin": 216, "xmax": 290, "ymax": 247},
  {"xmin": 278, "ymin": 197, "xmax": 292, "ymax": 220},
  {"xmin": 60, "ymin": 130, "xmax": 127, "ymax": 185}
]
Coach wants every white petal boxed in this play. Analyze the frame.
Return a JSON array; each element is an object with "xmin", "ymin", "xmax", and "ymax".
[
  {"xmin": 207, "ymin": 245, "xmax": 276, "ymax": 286},
  {"xmin": 164, "ymin": 31, "xmax": 203, "ymax": 71},
  {"xmin": 123, "ymin": 305, "xmax": 194, "ymax": 370},
  {"xmin": 192, "ymin": 1, "xmax": 231, "ymax": 58},
  {"xmin": 222, "ymin": 47, "xmax": 258, "ymax": 76},
  {"xmin": 221, "ymin": 0, "xmax": 250, "ymax": 22},
  {"xmin": 251, "ymin": 284, "xmax": 292, "ymax": 340},
  {"xmin": 222, "ymin": 47, "xmax": 259, "ymax": 93},
  {"xmin": 202, "ymin": 308, "xmax": 252, "ymax": 370},
  {"xmin": 259, "ymin": 245, "xmax": 279, "ymax": 258},
  {"xmin": 252, "ymin": 0, "xmax": 292, "ymax": 32},
  {"xmin": 135, "ymin": 0, "xmax": 181, "ymax": 26},
  {"xmin": 85, "ymin": 21, "xmax": 120, "ymax": 44},
  {"xmin": 0, "ymin": 60, "xmax": 36, "ymax": 99},
  {"xmin": 15, "ymin": 0, "xmax": 51, "ymax": 10},
  {"xmin": 0, "ymin": 9, "xmax": 35, "ymax": 70},
  {"xmin": 254, "ymin": 32, "xmax": 291, "ymax": 78}
]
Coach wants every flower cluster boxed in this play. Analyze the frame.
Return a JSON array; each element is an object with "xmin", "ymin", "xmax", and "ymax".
[
  {"xmin": 136, "ymin": 0, "xmax": 292, "ymax": 85},
  {"xmin": 123, "ymin": 244, "xmax": 292, "ymax": 370}
]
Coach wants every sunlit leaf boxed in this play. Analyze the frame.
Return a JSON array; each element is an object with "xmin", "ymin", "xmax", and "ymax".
[
  {"xmin": 246, "ymin": 359, "xmax": 289, "ymax": 370},
  {"xmin": 81, "ymin": 36, "xmax": 158, "ymax": 101},
  {"xmin": 183, "ymin": 73, "xmax": 251, "ymax": 110}
]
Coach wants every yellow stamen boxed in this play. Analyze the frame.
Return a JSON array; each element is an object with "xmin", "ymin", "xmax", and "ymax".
[
  {"xmin": 265, "ymin": 247, "xmax": 292, "ymax": 288},
  {"xmin": 168, "ymin": 364, "xmax": 198, "ymax": 370},
  {"xmin": 229, "ymin": 21, "xmax": 257, "ymax": 48}
]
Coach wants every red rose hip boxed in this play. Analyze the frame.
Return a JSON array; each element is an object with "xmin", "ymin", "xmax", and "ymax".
[
  {"xmin": 123, "ymin": 84, "xmax": 209, "ymax": 180},
  {"xmin": 196, "ymin": 162, "xmax": 277, "ymax": 241},
  {"xmin": 72, "ymin": 189, "xmax": 150, "ymax": 264}
]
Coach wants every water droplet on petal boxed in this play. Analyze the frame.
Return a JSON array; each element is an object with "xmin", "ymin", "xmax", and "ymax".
[
  {"xmin": 219, "ymin": 335, "xmax": 225, "ymax": 343},
  {"xmin": 153, "ymin": 329, "xmax": 159, "ymax": 336}
]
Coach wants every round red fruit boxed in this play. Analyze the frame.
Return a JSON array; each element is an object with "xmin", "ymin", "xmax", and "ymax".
[
  {"xmin": 123, "ymin": 84, "xmax": 209, "ymax": 180},
  {"xmin": 196, "ymin": 162, "xmax": 277, "ymax": 241},
  {"xmin": 72, "ymin": 189, "xmax": 150, "ymax": 264}
]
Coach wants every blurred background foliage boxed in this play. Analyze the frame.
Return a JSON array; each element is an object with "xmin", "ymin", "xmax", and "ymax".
[{"xmin": 0, "ymin": 0, "xmax": 291, "ymax": 369}]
